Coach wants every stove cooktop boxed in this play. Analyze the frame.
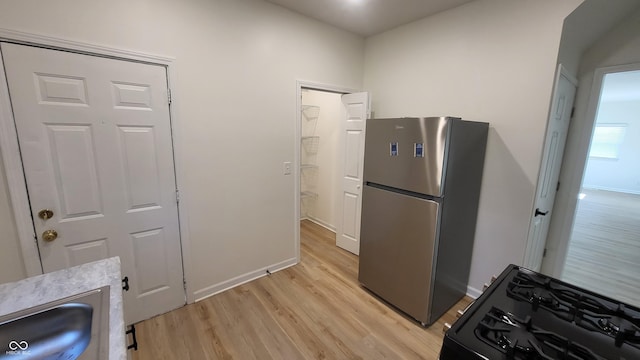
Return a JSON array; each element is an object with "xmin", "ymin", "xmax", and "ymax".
[{"xmin": 439, "ymin": 265, "xmax": 640, "ymax": 360}]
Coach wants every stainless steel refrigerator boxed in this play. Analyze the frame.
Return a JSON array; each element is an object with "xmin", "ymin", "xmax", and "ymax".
[{"xmin": 358, "ymin": 116, "xmax": 488, "ymax": 326}]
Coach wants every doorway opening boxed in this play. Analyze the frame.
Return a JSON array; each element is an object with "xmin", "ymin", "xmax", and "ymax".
[
  {"xmin": 295, "ymin": 82, "xmax": 369, "ymax": 260},
  {"xmin": 300, "ymin": 88, "xmax": 343, "ymax": 231},
  {"xmin": 560, "ymin": 69, "xmax": 640, "ymax": 307}
]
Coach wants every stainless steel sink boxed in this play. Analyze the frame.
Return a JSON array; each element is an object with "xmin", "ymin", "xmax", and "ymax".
[{"xmin": 0, "ymin": 286, "xmax": 110, "ymax": 360}]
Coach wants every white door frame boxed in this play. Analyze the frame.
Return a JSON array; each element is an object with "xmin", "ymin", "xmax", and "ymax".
[
  {"xmin": 542, "ymin": 62, "xmax": 640, "ymax": 277},
  {"xmin": 294, "ymin": 80, "xmax": 358, "ymax": 261},
  {"xmin": 0, "ymin": 28, "xmax": 196, "ymax": 303}
]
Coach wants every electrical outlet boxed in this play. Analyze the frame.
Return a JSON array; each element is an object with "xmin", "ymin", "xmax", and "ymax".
[{"xmin": 283, "ymin": 161, "xmax": 292, "ymax": 175}]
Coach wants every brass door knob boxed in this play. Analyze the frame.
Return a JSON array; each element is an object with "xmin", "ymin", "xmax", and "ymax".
[
  {"xmin": 42, "ymin": 230, "xmax": 58, "ymax": 242},
  {"xmin": 38, "ymin": 209, "xmax": 54, "ymax": 220}
]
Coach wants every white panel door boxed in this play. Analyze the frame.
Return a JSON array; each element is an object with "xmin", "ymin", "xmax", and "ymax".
[
  {"xmin": 1, "ymin": 43, "xmax": 185, "ymax": 324},
  {"xmin": 524, "ymin": 65, "xmax": 577, "ymax": 272},
  {"xmin": 336, "ymin": 92, "xmax": 369, "ymax": 255}
]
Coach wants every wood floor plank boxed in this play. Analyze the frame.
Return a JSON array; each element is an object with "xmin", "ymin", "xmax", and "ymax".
[
  {"xmin": 191, "ymin": 302, "xmax": 234, "ymax": 360},
  {"xmin": 132, "ymin": 220, "xmax": 472, "ymax": 359}
]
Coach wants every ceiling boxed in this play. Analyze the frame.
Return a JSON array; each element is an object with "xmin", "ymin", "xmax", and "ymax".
[{"xmin": 263, "ymin": 0, "xmax": 476, "ymax": 37}]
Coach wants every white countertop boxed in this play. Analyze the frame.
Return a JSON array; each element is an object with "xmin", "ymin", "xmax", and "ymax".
[{"xmin": 0, "ymin": 257, "xmax": 126, "ymax": 359}]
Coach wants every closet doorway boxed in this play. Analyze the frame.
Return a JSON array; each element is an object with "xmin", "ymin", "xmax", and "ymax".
[
  {"xmin": 300, "ymin": 88, "xmax": 342, "ymax": 231},
  {"xmin": 295, "ymin": 83, "xmax": 370, "ymax": 258}
]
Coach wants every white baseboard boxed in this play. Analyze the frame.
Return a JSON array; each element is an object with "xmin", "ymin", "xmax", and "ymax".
[
  {"xmin": 466, "ymin": 285, "xmax": 481, "ymax": 299},
  {"xmin": 305, "ymin": 216, "xmax": 336, "ymax": 232},
  {"xmin": 192, "ymin": 257, "xmax": 298, "ymax": 302}
]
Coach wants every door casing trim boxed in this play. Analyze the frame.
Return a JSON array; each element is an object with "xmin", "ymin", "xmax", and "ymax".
[{"xmin": 0, "ymin": 28, "xmax": 195, "ymax": 303}]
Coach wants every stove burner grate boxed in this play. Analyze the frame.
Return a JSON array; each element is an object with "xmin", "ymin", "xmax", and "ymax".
[
  {"xmin": 508, "ymin": 270, "xmax": 640, "ymax": 348},
  {"xmin": 475, "ymin": 307, "xmax": 605, "ymax": 360},
  {"xmin": 577, "ymin": 303, "xmax": 640, "ymax": 347},
  {"xmin": 507, "ymin": 272, "xmax": 575, "ymax": 320}
]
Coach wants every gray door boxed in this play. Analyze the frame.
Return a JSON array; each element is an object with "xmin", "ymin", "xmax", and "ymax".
[{"xmin": 358, "ymin": 185, "xmax": 439, "ymax": 323}]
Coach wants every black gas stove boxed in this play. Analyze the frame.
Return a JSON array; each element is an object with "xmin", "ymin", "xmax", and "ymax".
[{"xmin": 439, "ymin": 264, "xmax": 640, "ymax": 360}]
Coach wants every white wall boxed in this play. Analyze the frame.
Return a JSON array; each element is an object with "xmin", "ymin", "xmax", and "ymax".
[
  {"xmin": 300, "ymin": 90, "xmax": 342, "ymax": 229},
  {"xmin": 0, "ymin": 0, "xmax": 365, "ymax": 297},
  {"xmin": 582, "ymin": 100, "xmax": 640, "ymax": 193},
  {"xmin": 545, "ymin": 8, "xmax": 640, "ymax": 275},
  {"xmin": 363, "ymin": 0, "xmax": 581, "ymax": 295}
]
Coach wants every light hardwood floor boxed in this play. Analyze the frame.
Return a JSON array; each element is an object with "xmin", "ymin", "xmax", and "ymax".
[
  {"xmin": 132, "ymin": 220, "xmax": 471, "ymax": 359},
  {"xmin": 562, "ymin": 188, "xmax": 640, "ymax": 307}
]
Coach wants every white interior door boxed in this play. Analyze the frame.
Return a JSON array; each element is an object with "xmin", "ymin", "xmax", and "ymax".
[
  {"xmin": 523, "ymin": 65, "xmax": 577, "ymax": 271},
  {"xmin": 336, "ymin": 92, "xmax": 369, "ymax": 255},
  {"xmin": 1, "ymin": 43, "xmax": 185, "ymax": 324}
]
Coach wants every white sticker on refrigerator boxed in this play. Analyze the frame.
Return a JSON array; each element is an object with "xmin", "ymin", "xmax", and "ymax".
[
  {"xmin": 390, "ymin": 142, "xmax": 398, "ymax": 156},
  {"xmin": 414, "ymin": 143, "xmax": 424, "ymax": 158}
]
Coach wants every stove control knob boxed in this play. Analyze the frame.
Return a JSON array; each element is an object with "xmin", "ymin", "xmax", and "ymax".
[
  {"xmin": 483, "ymin": 283, "xmax": 490, "ymax": 291},
  {"xmin": 490, "ymin": 275, "xmax": 497, "ymax": 283},
  {"xmin": 456, "ymin": 309, "xmax": 464, "ymax": 318},
  {"xmin": 443, "ymin": 322, "xmax": 452, "ymax": 333}
]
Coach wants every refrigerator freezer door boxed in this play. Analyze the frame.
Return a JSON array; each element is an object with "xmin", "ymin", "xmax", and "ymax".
[
  {"xmin": 358, "ymin": 185, "xmax": 439, "ymax": 324},
  {"xmin": 363, "ymin": 117, "xmax": 450, "ymax": 197}
]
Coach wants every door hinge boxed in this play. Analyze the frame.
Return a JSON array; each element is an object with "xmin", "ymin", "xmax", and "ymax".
[
  {"xmin": 175, "ymin": 189, "xmax": 180, "ymax": 204},
  {"xmin": 570, "ymin": 107, "xmax": 575, "ymax": 118},
  {"xmin": 183, "ymin": 279, "xmax": 187, "ymax": 291},
  {"xmin": 543, "ymin": 248, "xmax": 547, "ymax": 257},
  {"xmin": 168, "ymin": 88, "xmax": 172, "ymax": 105},
  {"xmin": 556, "ymin": 181, "xmax": 560, "ymax": 192}
]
